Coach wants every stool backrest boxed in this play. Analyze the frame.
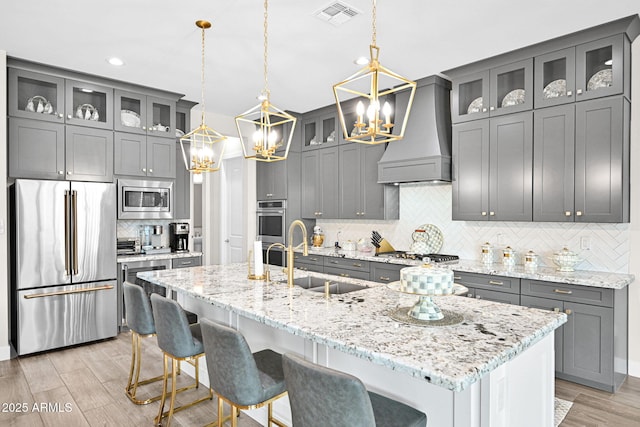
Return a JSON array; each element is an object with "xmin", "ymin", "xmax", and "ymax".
[
  {"xmin": 200, "ymin": 318, "xmax": 265, "ymax": 406},
  {"xmin": 282, "ymin": 353, "xmax": 376, "ymax": 427},
  {"xmin": 123, "ymin": 282, "xmax": 155, "ymax": 335},
  {"xmin": 150, "ymin": 294, "xmax": 200, "ymax": 358}
]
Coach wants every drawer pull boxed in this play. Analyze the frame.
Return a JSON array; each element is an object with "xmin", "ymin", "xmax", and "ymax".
[
  {"xmin": 488, "ymin": 280, "xmax": 503, "ymax": 285},
  {"xmin": 453, "ymin": 276, "xmax": 461, "ymax": 280},
  {"xmin": 379, "ymin": 276, "xmax": 390, "ymax": 281},
  {"xmin": 467, "ymin": 293, "xmax": 474, "ymax": 298},
  {"xmin": 310, "ymin": 257, "xmax": 319, "ymax": 262},
  {"xmin": 329, "ymin": 260, "xmax": 339, "ymax": 264},
  {"xmin": 352, "ymin": 263, "xmax": 362, "ymax": 267},
  {"xmin": 180, "ymin": 261, "xmax": 193, "ymax": 265},
  {"xmin": 565, "ymin": 309, "xmax": 572, "ymax": 315},
  {"xmin": 24, "ymin": 285, "xmax": 114, "ymax": 299},
  {"xmin": 554, "ymin": 289, "xmax": 572, "ymax": 295},
  {"xmin": 553, "ymin": 307, "xmax": 560, "ymax": 313},
  {"xmin": 340, "ymin": 273, "xmax": 350, "ymax": 277}
]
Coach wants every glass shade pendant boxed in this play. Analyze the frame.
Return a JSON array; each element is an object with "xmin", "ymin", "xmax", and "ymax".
[
  {"xmin": 180, "ymin": 20, "xmax": 226, "ymax": 174},
  {"xmin": 333, "ymin": 0, "xmax": 416, "ymax": 145},
  {"xmin": 235, "ymin": 0, "xmax": 296, "ymax": 162}
]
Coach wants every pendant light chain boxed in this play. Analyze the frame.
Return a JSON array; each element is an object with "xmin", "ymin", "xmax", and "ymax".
[
  {"xmin": 371, "ymin": 0, "xmax": 377, "ymax": 47},
  {"xmin": 200, "ymin": 23, "xmax": 207, "ymax": 124},
  {"xmin": 263, "ymin": 0, "xmax": 270, "ymax": 99}
]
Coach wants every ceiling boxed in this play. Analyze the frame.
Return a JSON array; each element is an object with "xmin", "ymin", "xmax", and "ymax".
[{"xmin": 1, "ymin": 1, "xmax": 638, "ymax": 119}]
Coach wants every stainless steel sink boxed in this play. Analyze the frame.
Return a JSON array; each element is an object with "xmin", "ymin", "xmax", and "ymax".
[{"xmin": 279, "ymin": 277, "xmax": 369, "ymax": 294}]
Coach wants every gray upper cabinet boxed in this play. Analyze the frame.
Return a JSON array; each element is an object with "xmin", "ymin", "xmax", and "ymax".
[
  {"xmin": 257, "ymin": 160, "xmax": 288, "ymax": 201},
  {"xmin": 115, "ymin": 90, "xmax": 176, "ymax": 139},
  {"xmin": 301, "ymin": 147, "xmax": 339, "ymax": 219},
  {"xmin": 64, "ymin": 80, "xmax": 113, "ymax": 130},
  {"xmin": 9, "ymin": 118, "xmax": 65, "ymax": 180},
  {"xmin": 65, "ymin": 126, "xmax": 114, "ymax": 182},
  {"xmin": 452, "ymin": 111, "xmax": 532, "ymax": 221},
  {"xmin": 8, "ymin": 68, "xmax": 65, "ymax": 123},
  {"xmin": 339, "ymin": 143, "xmax": 398, "ymax": 220},
  {"xmin": 301, "ymin": 106, "xmax": 338, "ymax": 151},
  {"xmin": 174, "ymin": 100, "xmax": 197, "ymax": 220},
  {"xmin": 114, "ymin": 133, "xmax": 175, "ymax": 179},
  {"xmin": 451, "ymin": 59, "xmax": 532, "ymax": 123},
  {"xmin": 535, "ymin": 35, "xmax": 628, "ymax": 108},
  {"xmin": 574, "ymin": 96, "xmax": 629, "ymax": 223}
]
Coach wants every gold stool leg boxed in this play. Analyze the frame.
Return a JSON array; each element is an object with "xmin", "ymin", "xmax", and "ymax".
[
  {"xmin": 165, "ymin": 358, "xmax": 179, "ymax": 427},
  {"xmin": 125, "ymin": 331, "xmax": 167, "ymax": 405},
  {"xmin": 231, "ymin": 404, "xmax": 238, "ymax": 427},
  {"xmin": 154, "ymin": 354, "xmax": 170, "ymax": 426}
]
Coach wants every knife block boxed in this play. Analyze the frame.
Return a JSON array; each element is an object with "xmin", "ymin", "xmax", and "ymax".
[{"xmin": 375, "ymin": 239, "xmax": 396, "ymax": 254}]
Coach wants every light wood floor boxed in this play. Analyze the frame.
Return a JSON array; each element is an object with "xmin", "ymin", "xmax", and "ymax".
[
  {"xmin": 1, "ymin": 332, "xmax": 639, "ymax": 426},
  {"xmin": 0, "ymin": 332, "xmax": 261, "ymax": 427}
]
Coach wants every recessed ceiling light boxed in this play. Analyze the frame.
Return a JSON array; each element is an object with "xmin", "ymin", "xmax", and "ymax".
[
  {"xmin": 107, "ymin": 57, "xmax": 125, "ymax": 67},
  {"xmin": 354, "ymin": 56, "xmax": 369, "ymax": 65}
]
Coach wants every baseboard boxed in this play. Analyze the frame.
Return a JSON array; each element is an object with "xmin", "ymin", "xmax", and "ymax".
[
  {"xmin": 628, "ymin": 360, "xmax": 640, "ymax": 378},
  {"xmin": 0, "ymin": 344, "xmax": 12, "ymax": 361}
]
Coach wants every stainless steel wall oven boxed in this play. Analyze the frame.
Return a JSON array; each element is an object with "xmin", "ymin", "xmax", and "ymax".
[{"xmin": 256, "ymin": 200, "xmax": 286, "ymax": 244}]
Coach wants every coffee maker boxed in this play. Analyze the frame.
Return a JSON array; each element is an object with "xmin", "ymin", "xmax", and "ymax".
[{"xmin": 169, "ymin": 223, "xmax": 189, "ymax": 252}]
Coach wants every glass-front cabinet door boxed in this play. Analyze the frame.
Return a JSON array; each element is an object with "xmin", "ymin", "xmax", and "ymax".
[
  {"xmin": 302, "ymin": 107, "xmax": 338, "ymax": 150},
  {"xmin": 65, "ymin": 80, "xmax": 113, "ymax": 130},
  {"xmin": 147, "ymin": 96, "xmax": 176, "ymax": 139},
  {"xmin": 451, "ymin": 70, "xmax": 490, "ymax": 123},
  {"xmin": 534, "ymin": 47, "xmax": 576, "ymax": 108},
  {"xmin": 489, "ymin": 59, "xmax": 533, "ymax": 117},
  {"xmin": 8, "ymin": 68, "xmax": 65, "ymax": 123},
  {"xmin": 114, "ymin": 90, "xmax": 148, "ymax": 134},
  {"xmin": 575, "ymin": 34, "xmax": 624, "ymax": 102}
]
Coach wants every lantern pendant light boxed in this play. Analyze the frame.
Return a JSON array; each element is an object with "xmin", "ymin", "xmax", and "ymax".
[
  {"xmin": 235, "ymin": 0, "xmax": 296, "ymax": 162},
  {"xmin": 333, "ymin": 0, "xmax": 416, "ymax": 145},
  {"xmin": 180, "ymin": 20, "xmax": 227, "ymax": 175}
]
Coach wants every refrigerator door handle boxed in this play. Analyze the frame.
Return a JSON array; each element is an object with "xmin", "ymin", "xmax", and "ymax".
[
  {"xmin": 72, "ymin": 190, "xmax": 78, "ymax": 275},
  {"xmin": 64, "ymin": 190, "xmax": 70, "ymax": 276},
  {"xmin": 23, "ymin": 285, "xmax": 115, "ymax": 299}
]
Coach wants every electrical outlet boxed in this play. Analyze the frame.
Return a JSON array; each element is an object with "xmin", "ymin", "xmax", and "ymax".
[{"xmin": 580, "ymin": 236, "xmax": 591, "ymax": 250}]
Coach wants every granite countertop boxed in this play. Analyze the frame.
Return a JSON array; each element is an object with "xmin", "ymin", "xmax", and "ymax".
[
  {"xmin": 117, "ymin": 251, "xmax": 203, "ymax": 263},
  {"xmin": 137, "ymin": 263, "xmax": 566, "ymax": 392},
  {"xmin": 298, "ymin": 247, "xmax": 635, "ymax": 289}
]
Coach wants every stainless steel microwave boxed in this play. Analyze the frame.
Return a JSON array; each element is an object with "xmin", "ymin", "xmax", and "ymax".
[{"xmin": 117, "ymin": 179, "xmax": 173, "ymax": 219}]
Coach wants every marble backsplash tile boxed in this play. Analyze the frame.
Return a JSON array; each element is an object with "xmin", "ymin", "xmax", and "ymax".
[{"xmin": 317, "ymin": 183, "xmax": 630, "ymax": 273}]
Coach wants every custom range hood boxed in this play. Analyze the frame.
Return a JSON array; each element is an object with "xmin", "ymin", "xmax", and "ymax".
[{"xmin": 378, "ymin": 75, "xmax": 452, "ymax": 184}]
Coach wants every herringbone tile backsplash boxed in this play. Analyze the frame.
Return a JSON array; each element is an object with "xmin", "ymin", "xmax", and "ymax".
[{"xmin": 318, "ymin": 183, "xmax": 630, "ymax": 273}]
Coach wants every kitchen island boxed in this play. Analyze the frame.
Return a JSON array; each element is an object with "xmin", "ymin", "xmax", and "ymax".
[{"xmin": 137, "ymin": 263, "xmax": 566, "ymax": 427}]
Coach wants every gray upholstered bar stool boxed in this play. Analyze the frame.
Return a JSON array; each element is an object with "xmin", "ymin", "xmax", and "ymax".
[
  {"xmin": 123, "ymin": 282, "xmax": 166, "ymax": 405},
  {"xmin": 150, "ymin": 293, "xmax": 213, "ymax": 427},
  {"xmin": 200, "ymin": 318, "xmax": 287, "ymax": 427},
  {"xmin": 282, "ymin": 353, "xmax": 427, "ymax": 427}
]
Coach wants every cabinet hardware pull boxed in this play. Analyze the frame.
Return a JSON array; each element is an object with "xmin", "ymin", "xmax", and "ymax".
[
  {"xmin": 489, "ymin": 211, "xmax": 495, "ymax": 216},
  {"xmin": 453, "ymin": 276, "xmax": 461, "ymax": 280},
  {"xmin": 142, "ymin": 126, "xmax": 147, "ymax": 130},
  {"xmin": 379, "ymin": 276, "xmax": 390, "ymax": 281},
  {"xmin": 488, "ymin": 280, "xmax": 503, "ymax": 285},
  {"xmin": 553, "ymin": 307, "xmax": 560, "ymax": 312},
  {"xmin": 310, "ymin": 257, "xmax": 318, "ymax": 261},
  {"xmin": 565, "ymin": 309, "xmax": 572, "ymax": 315},
  {"xmin": 58, "ymin": 113, "xmax": 64, "ymax": 118},
  {"xmin": 576, "ymin": 211, "xmax": 582, "ymax": 216},
  {"xmin": 67, "ymin": 171, "xmax": 72, "ymax": 175},
  {"xmin": 340, "ymin": 273, "xmax": 350, "ymax": 277},
  {"xmin": 149, "ymin": 169, "xmax": 153, "ymax": 173},
  {"xmin": 481, "ymin": 211, "xmax": 487, "ymax": 216},
  {"xmin": 577, "ymin": 89, "xmax": 583, "ymax": 95},
  {"xmin": 467, "ymin": 293, "xmax": 473, "ymax": 298},
  {"xmin": 330, "ymin": 260, "xmax": 338, "ymax": 264},
  {"xmin": 490, "ymin": 106, "xmax": 495, "ymax": 111},
  {"xmin": 58, "ymin": 170, "xmax": 64, "ymax": 175},
  {"xmin": 554, "ymin": 289, "xmax": 572, "ymax": 294},
  {"xmin": 352, "ymin": 263, "xmax": 362, "ymax": 267},
  {"xmin": 565, "ymin": 211, "xmax": 571, "ymax": 216},
  {"xmin": 482, "ymin": 108, "xmax": 487, "ymax": 113},
  {"xmin": 67, "ymin": 114, "xmax": 72, "ymax": 119},
  {"xmin": 476, "ymin": 295, "xmax": 482, "ymax": 299},
  {"xmin": 181, "ymin": 261, "xmax": 193, "ymax": 265},
  {"xmin": 24, "ymin": 284, "xmax": 114, "ymax": 299},
  {"xmin": 142, "ymin": 168, "xmax": 146, "ymax": 172}
]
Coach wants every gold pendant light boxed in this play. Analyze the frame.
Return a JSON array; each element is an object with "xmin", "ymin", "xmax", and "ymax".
[
  {"xmin": 180, "ymin": 20, "xmax": 227, "ymax": 175},
  {"xmin": 235, "ymin": 0, "xmax": 297, "ymax": 162},
  {"xmin": 333, "ymin": 0, "xmax": 416, "ymax": 144}
]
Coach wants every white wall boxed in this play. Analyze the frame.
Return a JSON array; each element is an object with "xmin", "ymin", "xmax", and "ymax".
[{"xmin": 0, "ymin": 50, "xmax": 9, "ymax": 360}]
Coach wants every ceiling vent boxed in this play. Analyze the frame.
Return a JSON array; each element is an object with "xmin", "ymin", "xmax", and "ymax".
[{"xmin": 314, "ymin": 1, "xmax": 360, "ymax": 26}]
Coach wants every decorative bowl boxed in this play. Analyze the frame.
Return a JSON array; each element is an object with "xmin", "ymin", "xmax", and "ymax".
[
  {"xmin": 550, "ymin": 247, "xmax": 582, "ymax": 272},
  {"xmin": 121, "ymin": 109, "xmax": 141, "ymax": 128}
]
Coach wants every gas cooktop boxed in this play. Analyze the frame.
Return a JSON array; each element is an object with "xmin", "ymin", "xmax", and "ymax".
[{"xmin": 377, "ymin": 252, "xmax": 459, "ymax": 263}]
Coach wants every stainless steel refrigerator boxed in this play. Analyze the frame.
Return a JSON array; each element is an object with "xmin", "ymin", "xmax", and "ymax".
[{"xmin": 11, "ymin": 179, "xmax": 117, "ymax": 355}]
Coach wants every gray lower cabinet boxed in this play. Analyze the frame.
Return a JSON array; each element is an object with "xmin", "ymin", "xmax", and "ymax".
[
  {"xmin": 324, "ymin": 257, "xmax": 370, "ymax": 280},
  {"xmin": 521, "ymin": 279, "xmax": 627, "ymax": 392},
  {"xmin": 534, "ymin": 96, "xmax": 629, "ymax": 223},
  {"xmin": 370, "ymin": 262, "xmax": 404, "ymax": 283},
  {"xmin": 301, "ymin": 147, "xmax": 339, "ymax": 219},
  {"xmin": 9, "ymin": 119, "xmax": 113, "ymax": 182},
  {"xmin": 293, "ymin": 253, "xmax": 324, "ymax": 273},
  {"xmin": 339, "ymin": 143, "xmax": 398, "ymax": 220},
  {"xmin": 114, "ymin": 133, "xmax": 176, "ymax": 179},
  {"xmin": 452, "ymin": 112, "xmax": 533, "ymax": 221},
  {"xmin": 171, "ymin": 256, "xmax": 202, "ymax": 269},
  {"xmin": 453, "ymin": 271, "xmax": 520, "ymax": 304}
]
